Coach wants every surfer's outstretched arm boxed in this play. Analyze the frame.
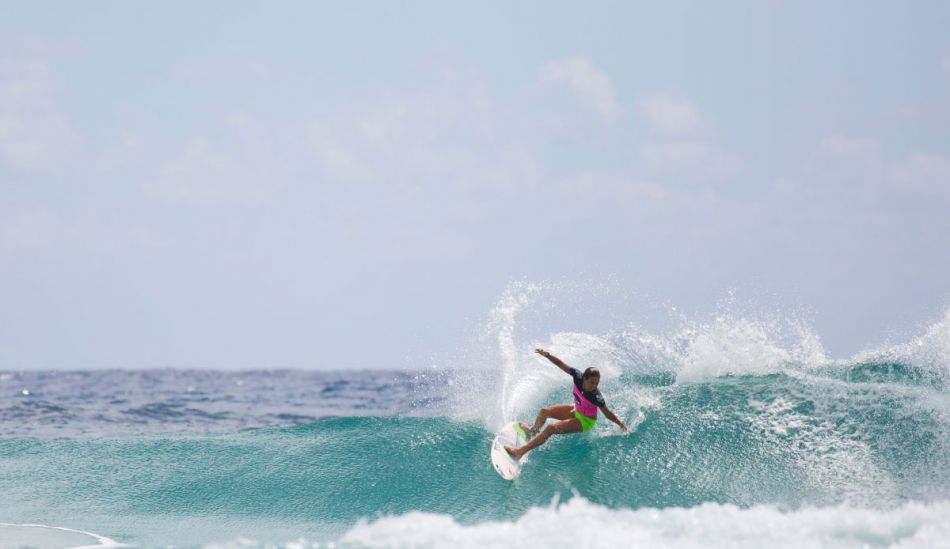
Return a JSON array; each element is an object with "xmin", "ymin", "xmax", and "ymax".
[
  {"xmin": 600, "ymin": 404, "xmax": 629, "ymax": 432},
  {"xmin": 535, "ymin": 348, "xmax": 572, "ymax": 375}
]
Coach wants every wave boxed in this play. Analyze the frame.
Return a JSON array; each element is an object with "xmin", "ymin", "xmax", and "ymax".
[
  {"xmin": 3, "ymin": 370, "xmax": 948, "ymax": 546},
  {"xmin": 3, "ymin": 283, "xmax": 950, "ymax": 546},
  {"xmin": 5, "ymin": 373, "xmax": 948, "ymax": 530}
]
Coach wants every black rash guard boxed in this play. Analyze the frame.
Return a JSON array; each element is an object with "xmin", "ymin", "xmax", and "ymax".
[{"xmin": 568, "ymin": 367, "xmax": 606, "ymax": 417}]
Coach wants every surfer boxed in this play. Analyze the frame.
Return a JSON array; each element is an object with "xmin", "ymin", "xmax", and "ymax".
[{"xmin": 505, "ymin": 348, "xmax": 628, "ymax": 460}]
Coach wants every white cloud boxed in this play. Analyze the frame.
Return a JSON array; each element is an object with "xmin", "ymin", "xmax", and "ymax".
[
  {"xmin": 793, "ymin": 135, "xmax": 950, "ymax": 204},
  {"xmin": 309, "ymin": 122, "xmax": 371, "ymax": 182},
  {"xmin": 640, "ymin": 142, "xmax": 742, "ymax": 177},
  {"xmin": 152, "ymin": 136, "xmax": 277, "ymax": 205},
  {"xmin": 306, "ymin": 80, "xmax": 538, "ymax": 193},
  {"xmin": 0, "ymin": 52, "xmax": 77, "ymax": 172},
  {"xmin": 306, "ymin": 100, "xmax": 415, "ymax": 183},
  {"xmin": 637, "ymin": 93, "xmax": 705, "ymax": 137},
  {"xmin": 810, "ymin": 135, "xmax": 950, "ymax": 200},
  {"xmin": 808, "ymin": 135, "xmax": 887, "ymax": 195},
  {"xmin": 634, "ymin": 92, "xmax": 736, "ymax": 181},
  {"xmin": 0, "ymin": 207, "xmax": 62, "ymax": 257},
  {"xmin": 157, "ymin": 139, "xmax": 231, "ymax": 202},
  {"xmin": 147, "ymin": 113, "xmax": 292, "ymax": 205},
  {"xmin": 559, "ymin": 170, "xmax": 719, "ymax": 215},
  {"xmin": 173, "ymin": 56, "xmax": 278, "ymax": 82},
  {"xmin": 818, "ymin": 136, "xmax": 880, "ymax": 161},
  {"xmin": 539, "ymin": 57, "xmax": 621, "ymax": 119},
  {"xmin": 890, "ymin": 151, "xmax": 950, "ymax": 200},
  {"xmin": 358, "ymin": 100, "xmax": 411, "ymax": 142}
]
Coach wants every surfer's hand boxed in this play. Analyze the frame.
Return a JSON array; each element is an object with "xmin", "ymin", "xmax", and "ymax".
[{"xmin": 535, "ymin": 348, "xmax": 549, "ymax": 358}]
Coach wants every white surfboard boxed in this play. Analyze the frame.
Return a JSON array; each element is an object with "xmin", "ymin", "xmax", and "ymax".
[{"xmin": 490, "ymin": 421, "xmax": 531, "ymax": 480}]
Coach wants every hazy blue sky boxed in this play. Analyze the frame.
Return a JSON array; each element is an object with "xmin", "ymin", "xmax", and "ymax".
[{"xmin": 2, "ymin": 1, "xmax": 949, "ymax": 369}]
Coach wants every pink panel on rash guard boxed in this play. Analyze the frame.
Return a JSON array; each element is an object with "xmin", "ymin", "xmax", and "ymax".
[{"xmin": 572, "ymin": 385, "xmax": 598, "ymax": 418}]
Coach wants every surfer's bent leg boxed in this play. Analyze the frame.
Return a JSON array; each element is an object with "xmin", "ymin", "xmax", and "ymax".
[
  {"xmin": 506, "ymin": 417, "xmax": 582, "ymax": 459},
  {"xmin": 532, "ymin": 404, "xmax": 574, "ymax": 431}
]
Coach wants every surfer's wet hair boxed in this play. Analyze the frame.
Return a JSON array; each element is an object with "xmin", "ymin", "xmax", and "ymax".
[{"xmin": 582, "ymin": 367, "xmax": 600, "ymax": 380}]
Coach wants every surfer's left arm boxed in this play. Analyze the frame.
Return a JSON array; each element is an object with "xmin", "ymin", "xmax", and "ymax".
[{"xmin": 600, "ymin": 405, "xmax": 629, "ymax": 432}]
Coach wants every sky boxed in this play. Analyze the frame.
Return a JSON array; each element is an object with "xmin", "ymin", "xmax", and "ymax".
[{"xmin": 2, "ymin": 1, "xmax": 949, "ymax": 369}]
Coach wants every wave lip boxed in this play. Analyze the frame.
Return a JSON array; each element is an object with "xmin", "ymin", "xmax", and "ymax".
[
  {"xmin": 851, "ymin": 307, "xmax": 950, "ymax": 381},
  {"xmin": 339, "ymin": 496, "xmax": 950, "ymax": 549}
]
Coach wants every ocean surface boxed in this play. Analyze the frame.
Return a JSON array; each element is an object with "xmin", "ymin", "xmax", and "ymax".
[{"xmin": 3, "ymin": 293, "xmax": 950, "ymax": 548}]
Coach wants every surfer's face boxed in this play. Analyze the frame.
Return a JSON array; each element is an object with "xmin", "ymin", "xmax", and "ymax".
[{"xmin": 582, "ymin": 372, "xmax": 600, "ymax": 391}]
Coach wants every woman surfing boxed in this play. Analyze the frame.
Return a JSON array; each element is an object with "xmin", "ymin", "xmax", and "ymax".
[{"xmin": 505, "ymin": 348, "xmax": 628, "ymax": 459}]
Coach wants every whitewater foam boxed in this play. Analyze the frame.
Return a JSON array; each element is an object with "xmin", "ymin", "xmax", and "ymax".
[{"xmin": 338, "ymin": 496, "xmax": 950, "ymax": 549}]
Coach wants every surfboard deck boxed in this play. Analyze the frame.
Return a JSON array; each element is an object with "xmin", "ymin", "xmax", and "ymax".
[{"xmin": 490, "ymin": 421, "xmax": 531, "ymax": 480}]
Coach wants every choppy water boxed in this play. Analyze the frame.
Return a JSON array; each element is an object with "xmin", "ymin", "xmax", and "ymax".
[
  {"xmin": 3, "ymin": 288, "xmax": 950, "ymax": 548},
  {"xmin": 0, "ymin": 369, "xmax": 434, "ymax": 439}
]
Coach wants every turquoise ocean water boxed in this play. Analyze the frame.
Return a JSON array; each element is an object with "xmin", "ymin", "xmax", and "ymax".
[{"xmin": 3, "ymin": 296, "xmax": 950, "ymax": 548}]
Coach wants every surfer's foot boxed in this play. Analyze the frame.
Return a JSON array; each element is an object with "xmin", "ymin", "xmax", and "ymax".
[
  {"xmin": 504, "ymin": 445, "xmax": 521, "ymax": 459},
  {"xmin": 518, "ymin": 422, "xmax": 540, "ymax": 440}
]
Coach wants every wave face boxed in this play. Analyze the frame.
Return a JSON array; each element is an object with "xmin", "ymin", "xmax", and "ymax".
[{"xmin": 2, "ymin": 285, "xmax": 949, "ymax": 547}]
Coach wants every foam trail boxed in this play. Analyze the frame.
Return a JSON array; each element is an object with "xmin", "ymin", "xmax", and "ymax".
[{"xmin": 0, "ymin": 522, "xmax": 129, "ymax": 549}]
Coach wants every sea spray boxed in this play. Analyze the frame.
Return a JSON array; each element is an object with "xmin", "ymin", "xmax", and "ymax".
[{"xmin": 489, "ymin": 281, "xmax": 547, "ymax": 425}]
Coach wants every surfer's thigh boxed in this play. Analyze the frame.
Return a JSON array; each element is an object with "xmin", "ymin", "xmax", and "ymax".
[
  {"xmin": 550, "ymin": 417, "xmax": 583, "ymax": 435},
  {"xmin": 544, "ymin": 404, "xmax": 575, "ymax": 421}
]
